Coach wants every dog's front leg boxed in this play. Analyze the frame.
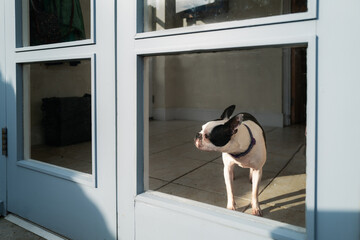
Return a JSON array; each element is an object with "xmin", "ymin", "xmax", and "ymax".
[
  {"xmin": 251, "ymin": 168, "xmax": 263, "ymax": 216},
  {"xmin": 223, "ymin": 160, "xmax": 236, "ymax": 210}
]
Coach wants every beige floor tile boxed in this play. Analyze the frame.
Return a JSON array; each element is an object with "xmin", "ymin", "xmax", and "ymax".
[
  {"xmin": 157, "ymin": 183, "xmax": 250, "ymax": 212},
  {"xmin": 266, "ymin": 126, "xmax": 306, "ymax": 156},
  {"xmin": 212, "ymin": 156, "xmax": 225, "ymax": 165},
  {"xmin": 149, "ymin": 177, "xmax": 169, "ymax": 190},
  {"xmin": 149, "ymin": 137, "xmax": 189, "ymax": 155},
  {"xmin": 173, "ymin": 162, "xmax": 274, "ymax": 200},
  {"xmin": 149, "ymin": 120, "xmax": 207, "ymax": 155},
  {"xmin": 244, "ymin": 202, "xmax": 306, "ymax": 227},
  {"xmin": 260, "ymin": 146, "xmax": 306, "ymax": 207},
  {"xmin": 152, "ymin": 142, "xmax": 221, "ymax": 163},
  {"xmin": 266, "ymin": 142, "xmax": 304, "ymax": 157},
  {"xmin": 262, "ymin": 152, "xmax": 295, "ymax": 175},
  {"xmin": 281, "ymin": 145, "xmax": 306, "ymax": 175},
  {"xmin": 149, "ymin": 153, "xmax": 205, "ymax": 182},
  {"xmin": 31, "ymin": 141, "xmax": 92, "ymax": 173},
  {"xmin": 259, "ymin": 175, "xmax": 306, "ymax": 210},
  {"xmin": 149, "ymin": 120, "xmax": 199, "ymax": 137}
]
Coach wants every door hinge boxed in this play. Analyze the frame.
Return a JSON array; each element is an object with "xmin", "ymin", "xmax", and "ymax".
[{"xmin": 2, "ymin": 128, "xmax": 7, "ymax": 156}]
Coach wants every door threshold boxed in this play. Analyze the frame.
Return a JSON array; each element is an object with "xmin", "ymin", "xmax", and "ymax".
[{"xmin": 5, "ymin": 214, "xmax": 68, "ymax": 240}]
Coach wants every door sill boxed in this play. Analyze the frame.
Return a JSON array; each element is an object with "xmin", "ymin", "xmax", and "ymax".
[{"xmin": 5, "ymin": 214, "xmax": 68, "ymax": 240}]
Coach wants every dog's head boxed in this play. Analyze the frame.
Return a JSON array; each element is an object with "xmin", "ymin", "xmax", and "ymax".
[{"xmin": 194, "ymin": 105, "xmax": 243, "ymax": 152}]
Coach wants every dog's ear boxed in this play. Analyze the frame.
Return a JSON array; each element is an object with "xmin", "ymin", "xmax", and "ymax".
[
  {"xmin": 220, "ymin": 105, "xmax": 236, "ymax": 120},
  {"xmin": 226, "ymin": 114, "xmax": 243, "ymax": 135}
]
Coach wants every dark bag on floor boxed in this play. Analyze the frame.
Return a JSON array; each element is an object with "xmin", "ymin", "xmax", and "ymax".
[{"xmin": 42, "ymin": 94, "xmax": 91, "ymax": 146}]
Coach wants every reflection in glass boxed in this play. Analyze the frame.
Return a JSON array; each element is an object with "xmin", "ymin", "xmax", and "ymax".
[
  {"xmin": 145, "ymin": 46, "xmax": 307, "ymax": 227},
  {"xmin": 21, "ymin": 0, "xmax": 91, "ymax": 46},
  {"xmin": 144, "ymin": 0, "xmax": 308, "ymax": 32},
  {"xmin": 22, "ymin": 59, "xmax": 92, "ymax": 174}
]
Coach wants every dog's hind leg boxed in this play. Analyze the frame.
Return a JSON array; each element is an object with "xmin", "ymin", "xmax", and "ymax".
[{"xmin": 251, "ymin": 168, "xmax": 263, "ymax": 216}]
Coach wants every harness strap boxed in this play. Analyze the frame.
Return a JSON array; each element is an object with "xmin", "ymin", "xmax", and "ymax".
[{"xmin": 230, "ymin": 124, "xmax": 256, "ymax": 158}]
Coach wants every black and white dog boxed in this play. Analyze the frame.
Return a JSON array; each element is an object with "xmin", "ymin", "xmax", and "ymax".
[{"xmin": 194, "ymin": 105, "xmax": 267, "ymax": 216}]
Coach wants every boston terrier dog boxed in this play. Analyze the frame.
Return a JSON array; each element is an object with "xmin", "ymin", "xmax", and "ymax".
[{"xmin": 194, "ymin": 105, "xmax": 267, "ymax": 216}]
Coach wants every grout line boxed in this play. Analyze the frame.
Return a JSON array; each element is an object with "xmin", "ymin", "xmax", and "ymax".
[
  {"xmin": 149, "ymin": 141, "xmax": 193, "ymax": 155},
  {"xmin": 149, "ymin": 177, "xmax": 170, "ymax": 189},
  {"xmin": 157, "ymin": 180, "xmax": 253, "ymax": 208},
  {"xmin": 149, "ymin": 121, "xmax": 203, "ymax": 155},
  {"xmin": 153, "ymin": 155, "xmax": 220, "ymax": 191},
  {"xmin": 242, "ymin": 143, "xmax": 305, "ymax": 213},
  {"xmin": 260, "ymin": 143, "xmax": 305, "ymax": 195},
  {"xmin": 149, "ymin": 121, "xmax": 200, "ymax": 138},
  {"xmin": 149, "ymin": 176, "xmax": 168, "ymax": 182},
  {"xmin": 210, "ymin": 156, "xmax": 223, "ymax": 164},
  {"xmin": 265, "ymin": 127, "xmax": 277, "ymax": 134}
]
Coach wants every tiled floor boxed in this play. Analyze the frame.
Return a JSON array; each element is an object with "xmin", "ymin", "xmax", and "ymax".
[
  {"xmin": 149, "ymin": 120, "xmax": 306, "ymax": 227},
  {"xmin": 31, "ymin": 141, "xmax": 92, "ymax": 174}
]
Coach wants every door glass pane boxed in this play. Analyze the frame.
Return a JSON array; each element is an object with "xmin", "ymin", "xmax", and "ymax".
[
  {"xmin": 22, "ymin": 59, "xmax": 92, "ymax": 174},
  {"xmin": 144, "ymin": 46, "xmax": 307, "ymax": 227},
  {"xmin": 18, "ymin": 0, "xmax": 91, "ymax": 47},
  {"xmin": 144, "ymin": 0, "xmax": 307, "ymax": 32}
]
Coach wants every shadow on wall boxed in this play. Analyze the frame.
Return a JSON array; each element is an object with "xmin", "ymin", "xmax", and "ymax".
[
  {"xmin": 0, "ymin": 70, "xmax": 6, "ymax": 216},
  {"xmin": 2, "ymin": 77, "xmax": 116, "ymax": 239}
]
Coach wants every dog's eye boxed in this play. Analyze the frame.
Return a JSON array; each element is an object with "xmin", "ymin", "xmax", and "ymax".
[{"xmin": 204, "ymin": 134, "xmax": 209, "ymax": 139}]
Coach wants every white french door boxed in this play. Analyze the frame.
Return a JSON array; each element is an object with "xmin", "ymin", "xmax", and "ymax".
[
  {"xmin": 4, "ymin": 1, "xmax": 117, "ymax": 239},
  {"xmin": 0, "ymin": 0, "xmax": 6, "ymax": 216},
  {"xmin": 117, "ymin": 1, "xmax": 318, "ymax": 239}
]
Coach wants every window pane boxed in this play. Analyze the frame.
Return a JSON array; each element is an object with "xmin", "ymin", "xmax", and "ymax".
[
  {"xmin": 145, "ymin": 46, "xmax": 307, "ymax": 227},
  {"xmin": 144, "ymin": 0, "xmax": 308, "ymax": 32},
  {"xmin": 22, "ymin": 59, "xmax": 92, "ymax": 174},
  {"xmin": 19, "ymin": 0, "xmax": 91, "ymax": 47}
]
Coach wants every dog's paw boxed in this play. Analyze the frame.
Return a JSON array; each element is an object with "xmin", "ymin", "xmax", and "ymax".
[
  {"xmin": 226, "ymin": 204, "xmax": 236, "ymax": 211},
  {"xmin": 251, "ymin": 207, "xmax": 263, "ymax": 217}
]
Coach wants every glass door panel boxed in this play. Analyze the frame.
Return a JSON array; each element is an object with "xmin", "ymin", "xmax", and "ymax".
[
  {"xmin": 22, "ymin": 59, "xmax": 93, "ymax": 174},
  {"xmin": 144, "ymin": 45, "xmax": 308, "ymax": 227},
  {"xmin": 18, "ymin": 0, "xmax": 92, "ymax": 47},
  {"xmin": 144, "ymin": 0, "xmax": 308, "ymax": 32}
]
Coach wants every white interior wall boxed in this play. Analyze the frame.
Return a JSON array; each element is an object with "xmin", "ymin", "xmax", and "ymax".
[
  {"xmin": 30, "ymin": 60, "xmax": 91, "ymax": 145},
  {"xmin": 151, "ymin": 48, "xmax": 284, "ymax": 127}
]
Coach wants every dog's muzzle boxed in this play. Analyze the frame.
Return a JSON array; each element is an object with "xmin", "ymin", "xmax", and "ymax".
[{"xmin": 194, "ymin": 133, "xmax": 202, "ymax": 148}]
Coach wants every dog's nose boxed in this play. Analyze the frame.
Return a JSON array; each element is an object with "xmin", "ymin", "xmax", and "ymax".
[
  {"xmin": 194, "ymin": 133, "xmax": 202, "ymax": 148},
  {"xmin": 195, "ymin": 133, "xmax": 202, "ymax": 139}
]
